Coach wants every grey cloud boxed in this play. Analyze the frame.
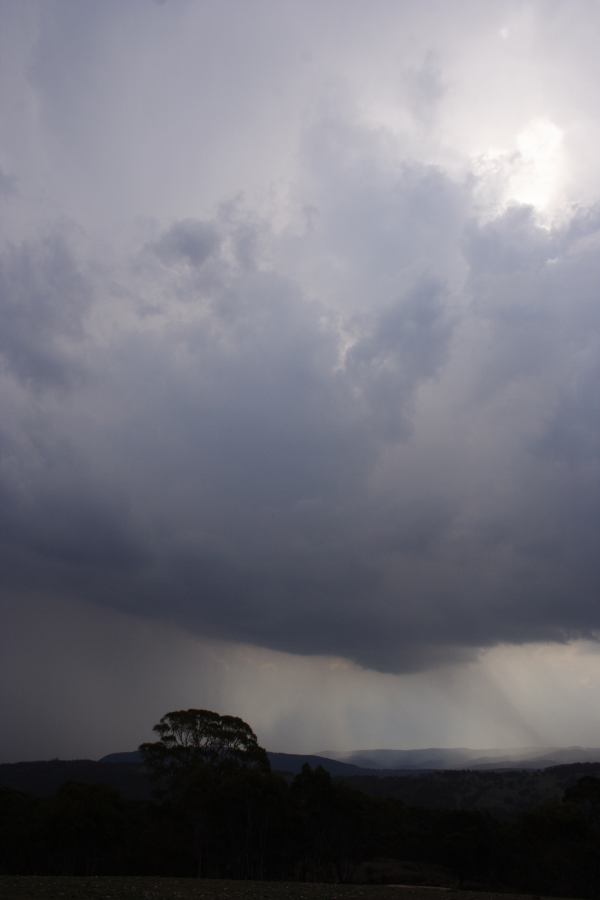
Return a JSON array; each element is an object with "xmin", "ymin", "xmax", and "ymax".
[
  {"xmin": 153, "ymin": 219, "xmax": 220, "ymax": 268},
  {"xmin": 4, "ymin": 160, "xmax": 600, "ymax": 676},
  {"xmin": 0, "ymin": 234, "xmax": 89, "ymax": 385},
  {"xmin": 348, "ymin": 279, "xmax": 453, "ymax": 439},
  {"xmin": 5, "ymin": 1, "xmax": 600, "ymax": 689},
  {"xmin": 465, "ymin": 206, "xmax": 557, "ymax": 276},
  {"xmin": 0, "ymin": 410, "xmax": 144, "ymax": 606},
  {"xmin": 303, "ymin": 123, "xmax": 467, "ymax": 298},
  {"xmin": 0, "ymin": 168, "xmax": 17, "ymax": 195},
  {"xmin": 405, "ymin": 52, "xmax": 445, "ymax": 129}
]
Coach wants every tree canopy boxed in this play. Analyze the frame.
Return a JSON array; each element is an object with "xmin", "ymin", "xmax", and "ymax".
[{"xmin": 139, "ymin": 708, "xmax": 270, "ymax": 780}]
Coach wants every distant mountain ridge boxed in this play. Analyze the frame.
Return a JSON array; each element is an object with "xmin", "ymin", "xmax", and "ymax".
[
  {"xmin": 100, "ymin": 745, "xmax": 600, "ymax": 773},
  {"xmin": 320, "ymin": 746, "xmax": 600, "ymax": 770},
  {"xmin": 99, "ymin": 750, "xmax": 369, "ymax": 776}
]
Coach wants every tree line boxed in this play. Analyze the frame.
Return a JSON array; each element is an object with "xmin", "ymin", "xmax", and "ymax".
[{"xmin": 2, "ymin": 708, "xmax": 600, "ymax": 897}]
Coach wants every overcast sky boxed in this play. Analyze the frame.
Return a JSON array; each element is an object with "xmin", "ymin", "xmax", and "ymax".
[{"xmin": 2, "ymin": 0, "xmax": 600, "ymax": 762}]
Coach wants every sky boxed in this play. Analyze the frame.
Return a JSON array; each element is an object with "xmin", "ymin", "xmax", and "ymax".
[{"xmin": 2, "ymin": 0, "xmax": 600, "ymax": 762}]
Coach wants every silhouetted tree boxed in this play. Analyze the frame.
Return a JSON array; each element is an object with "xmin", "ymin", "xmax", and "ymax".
[
  {"xmin": 139, "ymin": 708, "xmax": 271, "ymax": 875},
  {"xmin": 140, "ymin": 708, "xmax": 269, "ymax": 782}
]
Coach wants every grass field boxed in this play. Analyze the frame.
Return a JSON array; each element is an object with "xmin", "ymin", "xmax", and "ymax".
[{"xmin": 0, "ymin": 877, "xmax": 581, "ymax": 900}]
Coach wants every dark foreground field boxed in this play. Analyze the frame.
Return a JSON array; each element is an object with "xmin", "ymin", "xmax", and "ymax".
[{"xmin": 0, "ymin": 878, "xmax": 581, "ymax": 900}]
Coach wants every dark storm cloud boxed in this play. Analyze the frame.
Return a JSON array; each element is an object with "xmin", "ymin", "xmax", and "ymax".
[
  {"xmin": 4, "ymin": 143, "xmax": 600, "ymax": 675},
  {"xmin": 4, "ymin": 0, "xmax": 600, "ymax": 685}
]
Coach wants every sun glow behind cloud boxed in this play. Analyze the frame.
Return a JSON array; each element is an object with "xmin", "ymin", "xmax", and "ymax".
[{"xmin": 475, "ymin": 118, "xmax": 567, "ymax": 223}]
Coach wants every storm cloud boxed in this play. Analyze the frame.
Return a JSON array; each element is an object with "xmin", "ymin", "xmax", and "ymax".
[
  {"xmin": 3, "ymin": 156, "xmax": 600, "ymax": 673},
  {"xmin": 3, "ymin": 0, "xmax": 600, "ymax": 757}
]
